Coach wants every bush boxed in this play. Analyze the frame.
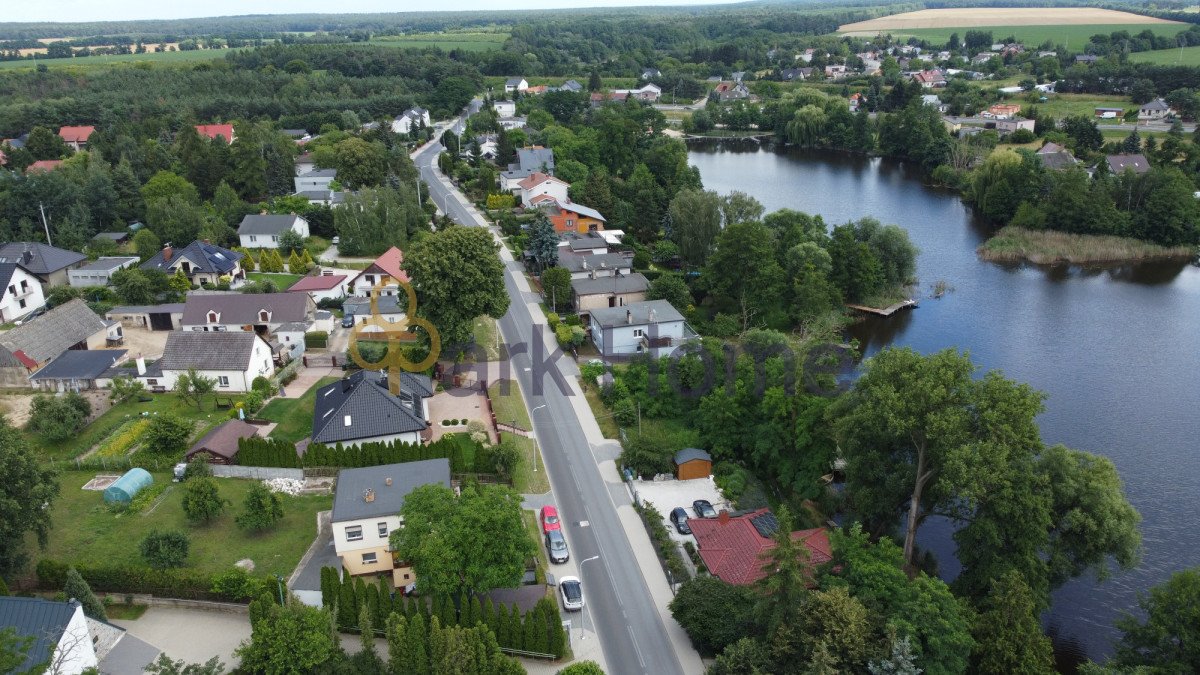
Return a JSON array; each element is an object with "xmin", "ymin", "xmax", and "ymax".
[
  {"xmin": 182, "ymin": 477, "xmax": 228, "ymax": 524},
  {"xmin": 580, "ymin": 361, "xmax": 605, "ymax": 382},
  {"xmin": 140, "ymin": 530, "xmax": 190, "ymax": 569},
  {"xmin": 317, "ymin": 297, "xmax": 344, "ymax": 310},
  {"xmin": 251, "ymin": 376, "xmax": 276, "ymax": 395},
  {"xmin": 545, "ymin": 312, "xmax": 560, "ymax": 331},
  {"xmin": 634, "ymin": 502, "xmax": 689, "ymax": 583},
  {"xmin": 241, "ymin": 390, "xmax": 265, "ymax": 414},
  {"xmin": 1007, "ymin": 128, "xmax": 1036, "ymax": 144},
  {"xmin": 236, "ymin": 483, "xmax": 284, "ymax": 531},
  {"xmin": 27, "ymin": 393, "xmax": 90, "ymax": 442},
  {"xmin": 486, "ymin": 193, "xmax": 515, "ymax": 209},
  {"xmin": 143, "ymin": 413, "xmax": 193, "ymax": 456},
  {"xmin": 37, "ymin": 558, "xmax": 244, "ymax": 602},
  {"xmin": 211, "ymin": 568, "xmax": 267, "ymax": 602},
  {"xmin": 305, "ymin": 331, "xmax": 329, "ymax": 349}
]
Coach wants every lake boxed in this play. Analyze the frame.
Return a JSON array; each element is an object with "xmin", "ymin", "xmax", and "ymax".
[{"xmin": 688, "ymin": 140, "xmax": 1200, "ymax": 666}]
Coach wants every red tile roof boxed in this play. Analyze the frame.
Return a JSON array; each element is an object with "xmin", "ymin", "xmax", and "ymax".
[
  {"xmin": 688, "ymin": 508, "xmax": 831, "ymax": 586},
  {"xmin": 57, "ymin": 125, "xmax": 96, "ymax": 144},
  {"xmin": 518, "ymin": 172, "xmax": 568, "ymax": 190},
  {"xmin": 26, "ymin": 160, "xmax": 63, "ymax": 173},
  {"xmin": 195, "ymin": 124, "xmax": 235, "ymax": 144},
  {"xmin": 288, "ymin": 274, "xmax": 347, "ymax": 292},
  {"xmin": 351, "ymin": 246, "xmax": 408, "ymax": 287}
]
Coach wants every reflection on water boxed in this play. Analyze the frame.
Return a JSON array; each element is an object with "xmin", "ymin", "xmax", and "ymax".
[{"xmin": 689, "ymin": 141, "xmax": 1200, "ymax": 665}]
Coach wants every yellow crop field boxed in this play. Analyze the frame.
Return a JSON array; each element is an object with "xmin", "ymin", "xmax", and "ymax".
[{"xmin": 840, "ymin": 8, "xmax": 1181, "ymax": 33}]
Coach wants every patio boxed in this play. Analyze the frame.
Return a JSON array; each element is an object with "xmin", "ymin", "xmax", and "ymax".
[{"xmin": 427, "ymin": 386, "xmax": 498, "ymax": 444}]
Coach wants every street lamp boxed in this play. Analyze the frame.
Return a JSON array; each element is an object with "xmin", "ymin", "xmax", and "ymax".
[
  {"xmin": 274, "ymin": 574, "xmax": 285, "ymax": 605},
  {"xmin": 579, "ymin": 555, "xmax": 600, "ymax": 640},
  {"xmin": 530, "ymin": 404, "xmax": 547, "ymax": 472}
]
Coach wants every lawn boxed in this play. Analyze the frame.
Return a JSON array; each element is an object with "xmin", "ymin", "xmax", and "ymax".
[
  {"xmin": 582, "ymin": 386, "xmax": 620, "ymax": 440},
  {"xmin": 35, "ymin": 470, "xmax": 331, "ymax": 578},
  {"xmin": 488, "ymin": 380, "xmax": 530, "ymax": 430},
  {"xmin": 370, "ymin": 33, "xmax": 507, "ymax": 52},
  {"xmin": 508, "ymin": 433, "xmax": 550, "ymax": 495},
  {"xmin": 258, "ymin": 376, "xmax": 340, "ymax": 443},
  {"xmin": 1129, "ymin": 44, "xmax": 1200, "ymax": 66},
  {"xmin": 0, "ymin": 48, "xmax": 238, "ymax": 70},
  {"xmin": 246, "ymin": 272, "xmax": 304, "ymax": 289},
  {"xmin": 471, "ymin": 316, "xmax": 502, "ymax": 362},
  {"xmin": 1014, "ymin": 93, "xmax": 1133, "ymax": 119}
]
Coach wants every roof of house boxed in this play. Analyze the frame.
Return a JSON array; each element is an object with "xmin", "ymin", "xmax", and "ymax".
[
  {"xmin": 0, "ymin": 597, "xmax": 79, "ymax": 672},
  {"xmin": 182, "ymin": 292, "xmax": 312, "ymax": 326},
  {"xmin": 571, "ymin": 272, "xmax": 649, "ymax": 297},
  {"xmin": 0, "ymin": 262, "xmax": 30, "ymax": 291},
  {"xmin": 299, "ymin": 168, "xmax": 337, "ymax": 179},
  {"xmin": 0, "ymin": 242, "xmax": 87, "ymax": 275},
  {"xmin": 140, "ymin": 240, "xmax": 242, "ymax": 275},
  {"xmin": 92, "ymin": 231, "xmax": 130, "ymax": 242},
  {"xmin": 913, "ymin": 69, "xmax": 945, "ymax": 83},
  {"xmin": 515, "ymin": 147, "xmax": 555, "ymax": 171},
  {"xmin": 0, "ymin": 299, "xmax": 108, "ymax": 363},
  {"xmin": 26, "ymin": 159, "xmax": 62, "ymax": 173},
  {"xmin": 30, "ymin": 348, "xmax": 126, "ymax": 381},
  {"xmin": 289, "ymin": 274, "xmax": 347, "ymax": 292},
  {"xmin": 674, "ymin": 448, "xmax": 712, "ymax": 465},
  {"xmin": 73, "ymin": 256, "xmax": 139, "ymax": 272},
  {"xmin": 196, "ymin": 124, "xmax": 235, "ymax": 142},
  {"xmin": 561, "ymin": 79, "xmax": 583, "ymax": 91},
  {"xmin": 989, "ymin": 103, "xmax": 1021, "ymax": 113},
  {"xmin": 313, "ymin": 369, "xmax": 433, "ymax": 445},
  {"xmin": 58, "ymin": 125, "xmax": 96, "ymax": 143},
  {"xmin": 107, "ymin": 303, "xmax": 185, "ymax": 316},
  {"xmin": 159, "ymin": 330, "xmax": 269, "ymax": 371},
  {"xmin": 589, "ymin": 299, "xmax": 684, "ymax": 328},
  {"xmin": 1141, "ymin": 98, "xmax": 1171, "ymax": 111},
  {"xmin": 567, "ymin": 236, "xmax": 609, "ymax": 252},
  {"xmin": 294, "ymin": 190, "xmax": 345, "ymax": 204},
  {"xmin": 505, "ymin": 77, "xmax": 526, "ymax": 86},
  {"xmin": 1039, "ymin": 150, "xmax": 1079, "ymax": 171},
  {"xmin": 351, "ymin": 246, "xmax": 408, "ymax": 285},
  {"xmin": 556, "ymin": 200, "xmax": 606, "ymax": 222},
  {"xmin": 557, "ymin": 251, "xmax": 632, "ymax": 273},
  {"xmin": 1107, "ymin": 154, "xmax": 1151, "ymax": 174},
  {"xmin": 331, "ymin": 458, "xmax": 451, "ymax": 522},
  {"xmin": 186, "ymin": 419, "xmax": 260, "ymax": 461},
  {"xmin": 237, "ymin": 214, "xmax": 307, "ymax": 236},
  {"xmin": 1037, "ymin": 142, "xmax": 1064, "ymax": 154},
  {"xmin": 689, "ymin": 509, "xmax": 832, "ymax": 585},
  {"xmin": 343, "ymin": 294, "xmax": 406, "ymax": 316},
  {"xmin": 518, "ymin": 172, "xmax": 568, "ymax": 191},
  {"xmin": 296, "ymin": 152, "xmax": 314, "ymax": 163}
]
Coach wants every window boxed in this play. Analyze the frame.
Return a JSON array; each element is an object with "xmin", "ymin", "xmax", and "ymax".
[
  {"xmin": 271, "ymin": 236, "xmax": 278, "ymax": 243},
  {"xmin": 207, "ymin": 311, "xmax": 219, "ymax": 323},
  {"xmin": 258, "ymin": 310, "xmax": 270, "ymax": 322},
  {"xmin": 18, "ymin": 280, "xmax": 26, "ymax": 292},
  {"xmin": 633, "ymin": 329, "xmax": 644, "ymax": 338},
  {"xmin": 18, "ymin": 299, "xmax": 25, "ymax": 309},
  {"xmin": 345, "ymin": 525, "xmax": 363, "ymax": 541},
  {"xmin": 217, "ymin": 376, "xmax": 230, "ymax": 387},
  {"xmin": 361, "ymin": 552, "xmax": 377, "ymax": 565},
  {"xmin": 147, "ymin": 379, "xmax": 158, "ymax": 385},
  {"xmin": 364, "ymin": 275, "xmax": 374, "ymax": 286},
  {"xmin": 378, "ymin": 522, "xmax": 389, "ymax": 537},
  {"xmin": 249, "ymin": 236, "xmax": 257, "ymax": 243},
  {"xmin": 6, "ymin": 285, "xmax": 13, "ymax": 296}
]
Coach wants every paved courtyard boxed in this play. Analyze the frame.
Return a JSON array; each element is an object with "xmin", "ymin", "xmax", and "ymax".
[
  {"xmin": 629, "ymin": 476, "xmax": 729, "ymax": 545},
  {"xmin": 427, "ymin": 387, "xmax": 497, "ymax": 443},
  {"xmin": 112, "ymin": 606, "xmax": 251, "ymax": 670}
]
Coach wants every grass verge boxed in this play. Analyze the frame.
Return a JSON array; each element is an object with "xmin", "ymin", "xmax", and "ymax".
[
  {"xmin": 978, "ymin": 226, "xmax": 1197, "ymax": 264},
  {"xmin": 259, "ymin": 376, "xmax": 340, "ymax": 443},
  {"xmin": 487, "ymin": 380, "xmax": 530, "ymax": 430},
  {"xmin": 582, "ymin": 386, "xmax": 620, "ymax": 440},
  {"xmin": 103, "ymin": 603, "xmax": 149, "ymax": 620},
  {"xmin": 509, "ymin": 433, "xmax": 550, "ymax": 495}
]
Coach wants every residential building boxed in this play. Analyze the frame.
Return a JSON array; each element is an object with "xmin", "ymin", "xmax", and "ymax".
[
  {"xmin": 237, "ymin": 213, "xmax": 311, "ymax": 249},
  {"xmin": 331, "ymin": 459, "xmax": 452, "ymax": 586},
  {"xmin": 560, "ymin": 79, "xmax": 583, "ymax": 92},
  {"xmin": 391, "ymin": 107, "xmax": 432, "ymax": 135},
  {"xmin": 26, "ymin": 159, "xmax": 62, "ymax": 173},
  {"xmin": 294, "ymin": 169, "xmax": 337, "ymax": 193},
  {"xmin": 912, "ymin": 69, "xmax": 946, "ymax": 88},
  {"xmin": 986, "ymin": 103, "xmax": 1022, "ymax": 119},
  {"xmin": 0, "ymin": 598, "xmax": 98, "ymax": 674},
  {"xmin": 1138, "ymin": 98, "xmax": 1172, "ymax": 122},
  {"xmin": 566, "ymin": 232, "xmax": 610, "ymax": 255},
  {"xmin": 500, "ymin": 147, "xmax": 556, "ymax": 191},
  {"xmin": 711, "ymin": 81, "xmax": 749, "ymax": 101},
  {"xmin": 0, "ymin": 242, "xmax": 87, "ymax": 288},
  {"xmin": 921, "ymin": 94, "xmax": 948, "ymax": 113},
  {"xmin": 1036, "ymin": 142, "xmax": 1080, "ymax": 171},
  {"xmin": 313, "ymin": 370, "xmax": 434, "ymax": 447},
  {"xmin": 588, "ymin": 299, "xmax": 698, "ymax": 359},
  {"xmin": 518, "ymin": 172, "xmax": 570, "ymax": 207},
  {"xmin": 610, "ymin": 83, "xmax": 662, "ymax": 102},
  {"xmin": 105, "ymin": 303, "xmax": 186, "ymax": 331},
  {"xmin": 349, "ymin": 246, "xmax": 409, "ymax": 297},
  {"xmin": 780, "ymin": 68, "xmax": 810, "ymax": 81},
  {"xmin": 0, "ymin": 262, "xmax": 45, "ymax": 321},
  {"xmin": 498, "ymin": 116, "xmax": 528, "ymax": 130},
  {"xmin": 149, "ymin": 330, "xmax": 274, "ymax": 392},
  {"xmin": 0, "ymin": 298, "xmax": 118, "ymax": 368},
  {"xmin": 688, "ymin": 509, "xmax": 831, "ymax": 586},
  {"xmin": 1107, "ymin": 154, "xmax": 1152, "ymax": 175},
  {"xmin": 995, "ymin": 118, "xmax": 1035, "ymax": 134},
  {"xmin": 641, "ymin": 67, "xmax": 662, "ymax": 80},
  {"xmin": 493, "ymin": 100, "xmax": 516, "ymax": 117},
  {"xmin": 532, "ymin": 196, "xmax": 607, "ymax": 233},
  {"xmin": 67, "ymin": 256, "xmax": 139, "ymax": 288},
  {"xmin": 58, "ymin": 125, "xmax": 96, "ymax": 151},
  {"xmin": 195, "ymin": 123, "xmax": 235, "ymax": 144},
  {"xmin": 471, "ymin": 134, "xmax": 498, "ymax": 160},
  {"xmin": 972, "ymin": 52, "xmax": 999, "ymax": 65},
  {"xmin": 140, "ymin": 241, "xmax": 245, "ymax": 286},
  {"xmin": 557, "ymin": 251, "xmax": 633, "ymax": 280},
  {"xmin": 571, "ymin": 272, "xmax": 649, "ymax": 318},
  {"xmin": 504, "ymin": 77, "xmax": 528, "ymax": 93},
  {"xmin": 344, "ymin": 294, "xmax": 406, "ymax": 327},
  {"xmin": 288, "ymin": 272, "xmax": 348, "ymax": 303},
  {"xmin": 29, "ymin": 349, "xmax": 127, "ymax": 392},
  {"xmin": 185, "ymin": 419, "xmax": 260, "ymax": 464},
  {"xmin": 294, "ymin": 190, "xmax": 346, "ymax": 207},
  {"xmin": 295, "ymin": 152, "xmax": 316, "ymax": 175},
  {"xmin": 1075, "ymin": 54, "xmax": 1100, "ymax": 65},
  {"xmin": 731, "ymin": 71, "xmax": 746, "ymax": 83},
  {"xmin": 824, "ymin": 64, "xmax": 848, "ymax": 79},
  {"xmin": 283, "ymin": 128, "xmax": 312, "ymax": 143},
  {"xmin": 181, "ymin": 292, "xmax": 316, "ymax": 334}
]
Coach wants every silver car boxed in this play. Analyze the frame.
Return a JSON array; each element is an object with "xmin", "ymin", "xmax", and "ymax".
[
  {"xmin": 546, "ymin": 529, "xmax": 569, "ymax": 564},
  {"xmin": 559, "ymin": 576, "xmax": 583, "ymax": 611}
]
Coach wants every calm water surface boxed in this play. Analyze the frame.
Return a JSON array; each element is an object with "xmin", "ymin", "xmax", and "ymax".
[{"xmin": 688, "ymin": 140, "xmax": 1200, "ymax": 665}]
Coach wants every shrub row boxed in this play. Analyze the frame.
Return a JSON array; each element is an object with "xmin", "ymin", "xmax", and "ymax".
[
  {"xmin": 305, "ymin": 331, "xmax": 329, "ymax": 349},
  {"xmin": 36, "ymin": 559, "xmax": 243, "ymax": 603},
  {"xmin": 237, "ymin": 434, "xmax": 492, "ymax": 474},
  {"xmin": 634, "ymin": 501, "xmax": 691, "ymax": 583}
]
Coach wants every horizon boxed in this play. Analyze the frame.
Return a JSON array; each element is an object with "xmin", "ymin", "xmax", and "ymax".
[{"xmin": 3, "ymin": 0, "xmax": 738, "ymax": 24}]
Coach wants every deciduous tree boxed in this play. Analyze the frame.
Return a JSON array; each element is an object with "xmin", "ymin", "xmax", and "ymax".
[{"xmin": 404, "ymin": 227, "xmax": 509, "ymax": 346}]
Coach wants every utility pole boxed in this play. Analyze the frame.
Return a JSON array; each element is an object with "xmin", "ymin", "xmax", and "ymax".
[{"xmin": 38, "ymin": 202, "xmax": 52, "ymax": 246}]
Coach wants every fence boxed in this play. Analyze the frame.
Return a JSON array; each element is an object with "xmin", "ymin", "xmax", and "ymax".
[{"xmin": 210, "ymin": 465, "xmax": 304, "ymax": 480}]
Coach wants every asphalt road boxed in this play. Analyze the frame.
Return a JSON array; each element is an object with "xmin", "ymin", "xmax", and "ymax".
[{"xmin": 414, "ymin": 132, "xmax": 688, "ymax": 675}]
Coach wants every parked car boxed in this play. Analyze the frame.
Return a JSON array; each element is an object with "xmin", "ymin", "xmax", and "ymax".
[
  {"xmin": 670, "ymin": 507, "xmax": 692, "ymax": 534},
  {"xmin": 540, "ymin": 505, "xmax": 561, "ymax": 533},
  {"xmin": 559, "ymin": 575, "xmax": 583, "ymax": 611},
  {"xmin": 693, "ymin": 499, "xmax": 717, "ymax": 519},
  {"xmin": 341, "ymin": 314, "xmax": 355, "ymax": 328},
  {"xmin": 545, "ymin": 529, "xmax": 569, "ymax": 564}
]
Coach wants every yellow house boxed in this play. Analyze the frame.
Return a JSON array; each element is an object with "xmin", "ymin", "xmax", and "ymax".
[{"xmin": 331, "ymin": 458, "xmax": 451, "ymax": 588}]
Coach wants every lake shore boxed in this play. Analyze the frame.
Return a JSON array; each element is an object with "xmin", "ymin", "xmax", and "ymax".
[{"xmin": 977, "ymin": 226, "xmax": 1198, "ymax": 265}]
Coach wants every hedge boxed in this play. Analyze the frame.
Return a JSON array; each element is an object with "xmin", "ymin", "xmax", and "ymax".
[
  {"xmin": 305, "ymin": 331, "xmax": 329, "ymax": 349},
  {"xmin": 36, "ymin": 559, "xmax": 243, "ymax": 603},
  {"xmin": 237, "ymin": 434, "xmax": 481, "ymax": 474},
  {"xmin": 634, "ymin": 502, "xmax": 691, "ymax": 583}
]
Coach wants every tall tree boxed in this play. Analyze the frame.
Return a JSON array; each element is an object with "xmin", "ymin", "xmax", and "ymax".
[
  {"xmin": 754, "ymin": 506, "xmax": 811, "ymax": 638},
  {"xmin": 669, "ymin": 188, "xmax": 723, "ymax": 268},
  {"xmin": 64, "ymin": 567, "xmax": 107, "ymax": 621},
  {"xmin": 1111, "ymin": 567, "xmax": 1200, "ymax": 673},
  {"xmin": 237, "ymin": 598, "xmax": 343, "ymax": 673},
  {"xmin": 969, "ymin": 571, "xmax": 1054, "ymax": 675},
  {"xmin": 527, "ymin": 213, "xmax": 559, "ymax": 272},
  {"xmin": 404, "ymin": 227, "xmax": 510, "ymax": 346},
  {"xmin": 702, "ymin": 220, "xmax": 784, "ymax": 331},
  {"xmin": 0, "ymin": 420, "xmax": 60, "ymax": 576}
]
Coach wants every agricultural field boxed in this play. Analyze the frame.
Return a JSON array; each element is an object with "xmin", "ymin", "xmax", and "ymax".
[
  {"xmin": 370, "ymin": 32, "xmax": 507, "ymax": 52},
  {"xmin": 839, "ymin": 8, "xmax": 1187, "ymax": 47},
  {"xmin": 0, "ymin": 47, "xmax": 236, "ymax": 70},
  {"xmin": 1129, "ymin": 44, "xmax": 1200, "ymax": 66},
  {"xmin": 1019, "ymin": 93, "xmax": 1135, "ymax": 119}
]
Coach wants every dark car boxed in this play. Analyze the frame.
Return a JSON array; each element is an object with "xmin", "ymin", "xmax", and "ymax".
[
  {"xmin": 670, "ymin": 507, "xmax": 692, "ymax": 535},
  {"xmin": 545, "ymin": 529, "xmax": 569, "ymax": 564},
  {"xmin": 693, "ymin": 499, "xmax": 717, "ymax": 519},
  {"xmin": 341, "ymin": 314, "xmax": 355, "ymax": 328}
]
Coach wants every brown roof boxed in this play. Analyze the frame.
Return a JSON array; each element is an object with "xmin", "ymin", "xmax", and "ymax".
[
  {"xmin": 185, "ymin": 419, "xmax": 260, "ymax": 461},
  {"xmin": 58, "ymin": 126, "xmax": 95, "ymax": 143},
  {"xmin": 688, "ymin": 508, "xmax": 832, "ymax": 586}
]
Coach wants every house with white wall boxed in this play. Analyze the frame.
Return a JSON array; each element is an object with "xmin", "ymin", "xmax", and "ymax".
[
  {"xmin": 0, "ymin": 262, "xmax": 45, "ymax": 322},
  {"xmin": 349, "ymin": 246, "xmax": 408, "ymax": 297},
  {"xmin": 238, "ymin": 214, "xmax": 311, "ymax": 249},
  {"xmin": 504, "ymin": 77, "xmax": 528, "ymax": 93},
  {"xmin": 331, "ymin": 459, "xmax": 451, "ymax": 588},
  {"xmin": 288, "ymin": 272, "xmax": 348, "ymax": 303},
  {"xmin": 150, "ymin": 330, "xmax": 275, "ymax": 392},
  {"xmin": 0, "ymin": 598, "xmax": 98, "ymax": 674},
  {"xmin": 588, "ymin": 299, "xmax": 698, "ymax": 359},
  {"xmin": 519, "ymin": 172, "xmax": 570, "ymax": 207},
  {"xmin": 312, "ymin": 370, "xmax": 433, "ymax": 447},
  {"xmin": 391, "ymin": 107, "xmax": 432, "ymax": 135},
  {"xmin": 493, "ymin": 100, "xmax": 516, "ymax": 117},
  {"xmin": 293, "ymin": 169, "xmax": 337, "ymax": 194},
  {"xmin": 181, "ymin": 292, "xmax": 316, "ymax": 334},
  {"xmin": 140, "ymin": 241, "xmax": 245, "ymax": 287},
  {"xmin": 67, "ymin": 256, "xmax": 140, "ymax": 288}
]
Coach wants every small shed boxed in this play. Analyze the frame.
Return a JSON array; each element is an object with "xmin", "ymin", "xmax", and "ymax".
[
  {"xmin": 102, "ymin": 468, "xmax": 153, "ymax": 504},
  {"xmin": 185, "ymin": 419, "xmax": 260, "ymax": 465},
  {"xmin": 674, "ymin": 448, "xmax": 713, "ymax": 480}
]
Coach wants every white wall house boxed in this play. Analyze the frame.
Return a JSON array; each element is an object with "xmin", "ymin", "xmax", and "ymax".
[
  {"xmin": 67, "ymin": 256, "xmax": 140, "ymax": 288},
  {"xmin": 391, "ymin": 107, "xmax": 432, "ymax": 135},
  {"xmin": 349, "ymin": 246, "xmax": 407, "ymax": 297},
  {"xmin": 293, "ymin": 170, "xmax": 337, "ymax": 194},
  {"xmin": 0, "ymin": 263, "xmax": 46, "ymax": 322},
  {"xmin": 519, "ymin": 172, "xmax": 570, "ymax": 207},
  {"xmin": 504, "ymin": 77, "xmax": 528, "ymax": 93},
  {"xmin": 588, "ymin": 299, "xmax": 698, "ymax": 359},
  {"xmin": 181, "ymin": 292, "xmax": 316, "ymax": 334},
  {"xmin": 151, "ymin": 331, "xmax": 275, "ymax": 393},
  {"xmin": 237, "ymin": 214, "xmax": 311, "ymax": 249},
  {"xmin": 287, "ymin": 272, "xmax": 348, "ymax": 303},
  {"xmin": 312, "ymin": 370, "xmax": 433, "ymax": 448},
  {"xmin": 0, "ymin": 598, "xmax": 98, "ymax": 675},
  {"xmin": 493, "ymin": 100, "xmax": 516, "ymax": 117}
]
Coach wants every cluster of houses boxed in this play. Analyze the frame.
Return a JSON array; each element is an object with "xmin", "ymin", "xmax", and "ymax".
[{"xmin": 2, "ymin": 124, "xmax": 235, "ymax": 173}]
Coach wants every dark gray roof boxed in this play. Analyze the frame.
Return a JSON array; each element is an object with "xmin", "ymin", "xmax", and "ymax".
[
  {"xmin": 1141, "ymin": 98, "xmax": 1170, "ymax": 111},
  {"xmin": 344, "ymin": 295, "xmax": 405, "ymax": 316},
  {"xmin": 0, "ymin": 262, "xmax": 28, "ymax": 291},
  {"xmin": 513, "ymin": 147, "xmax": 555, "ymax": 173},
  {"xmin": 505, "ymin": 77, "xmax": 526, "ymax": 86},
  {"xmin": 0, "ymin": 299, "xmax": 108, "ymax": 363},
  {"xmin": 282, "ymin": 129, "xmax": 309, "ymax": 137},
  {"xmin": 1106, "ymin": 154, "xmax": 1151, "ymax": 174},
  {"xmin": 92, "ymin": 232, "xmax": 130, "ymax": 242},
  {"xmin": 674, "ymin": 447, "xmax": 712, "ymax": 465},
  {"xmin": 73, "ymin": 256, "xmax": 139, "ymax": 272},
  {"xmin": 159, "ymin": 331, "xmax": 266, "ymax": 371},
  {"xmin": 0, "ymin": 242, "xmax": 86, "ymax": 276},
  {"xmin": 1038, "ymin": 151, "xmax": 1079, "ymax": 171},
  {"xmin": 568, "ymin": 237, "xmax": 609, "ymax": 252},
  {"xmin": 332, "ymin": 458, "xmax": 451, "ymax": 522},
  {"xmin": 571, "ymin": 273, "xmax": 649, "ymax": 297},
  {"xmin": 99, "ymin": 633, "xmax": 159, "ymax": 674},
  {"xmin": 561, "ymin": 80, "xmax": 583, "ymax": 92},
  {"xmin": 313, "ymin": 370, "xmax": 431, "ymax": 445},
  {"xmin": 295, "ymin": 190, "xmax": 346, "ymax": 204},
  {"xmin": 182, "ymin": 292, "xmax": 313, "ymax": 326},
  {"xmin": 299, "ymin": 168, "xmax": 337, "ymax": 178},
  {"xmin": 237, "ymin": 214, "xmax": 307, "ymax": 236},
  {"xmin": 30, "ymin": 349, "xmax": 126, "ymax": 381},
  {"xmin": 141, "ymin": 240, "xmax": 242, "ymax": 275},
  {"xmin": 557, "ymin": 252, "xmax": 632, "ymax": 273},
  {"xmin": 590, "ymin": 300, "xmax": 685, "ymax": 328},
  {"xmin": 0, "ymin": 597, "xmax": 78, "ymax": 672}
]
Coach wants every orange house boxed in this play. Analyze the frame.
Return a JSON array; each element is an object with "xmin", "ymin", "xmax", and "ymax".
[
  {"xmin": 531, "ymin": 195, "xmax": 606, "ymax": 233},
  {"xmin": 987, "ymin": 103, "xmax": 1022, "ymax": 119}
]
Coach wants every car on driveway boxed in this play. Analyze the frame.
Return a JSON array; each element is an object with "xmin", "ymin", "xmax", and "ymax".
[
  {"xmin": 541, "ymin": 505, "xmax": 561, "ymax": 533},
  {"xmin": 559, "ymin": 575, "xmax": 583, "ymax": 611},
  {"xmin": 545, "ymin": 529, "xmax": 569, "ymax": 564},
  {"xmin": 341, "ymin": 314, "xmax": 355, "ymax": 328},
  {"xmin": 670, "ymin": 507, "xmax": 692, "ymax": 534},
  {"xmin": 693, "ymin": 499, "xmax": 717, "ymax": 519}
]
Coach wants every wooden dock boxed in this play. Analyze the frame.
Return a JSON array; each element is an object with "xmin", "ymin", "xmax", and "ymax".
[{"xmin": 845, "ymin": 299, "xmax": 918, "ymax": 317}]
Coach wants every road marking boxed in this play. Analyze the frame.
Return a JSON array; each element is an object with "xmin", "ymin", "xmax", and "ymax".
[{"xmin": 578, "ymin": 520, "xmax": 589, "ymax": 527}]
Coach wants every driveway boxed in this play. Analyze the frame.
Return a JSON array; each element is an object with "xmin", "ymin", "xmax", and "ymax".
[
  {"xmin": 427, "ymin": 387, "xmax": 497, "ymax": 443},
  {"xmin": 630, "ymin": 477, "xmax": 728, "ymax": 545},
  {"xmin": 111, "ymin": 606, "xmax": 251, "ymax": 669}
]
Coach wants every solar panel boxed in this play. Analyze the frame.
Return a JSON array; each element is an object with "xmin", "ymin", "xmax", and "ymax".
[{"xmin": 750, "ymin": 511, "xmax": 779, "ymax": 538}]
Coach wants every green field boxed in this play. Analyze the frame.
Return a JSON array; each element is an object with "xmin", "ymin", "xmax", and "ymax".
[
  {"xmin": 0, "ymin": 48, "xmax": 236, "ymax": 70},
  {"xmin": 889, "ymin": 24, "xmax": 1187, "ymax": 48},
  {"xmin": 371, "ymin": 32, "xmax": 507, "ymax": 52},
  {"xmin": 1129, "ymin": 44, "xmax": 1200, "ymax": 66},
  {"xmin": 246, "ymin": 272, "xmax": 304, "ymax": 289},
  {"xmin": 1017, "ymin": 93, "xmax": 1134, "ymax": 119}
]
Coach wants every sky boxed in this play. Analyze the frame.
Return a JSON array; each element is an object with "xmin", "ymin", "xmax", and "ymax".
[{"xmin": 9, "ymin": 0, "xmax": 736, "ymax": 23}]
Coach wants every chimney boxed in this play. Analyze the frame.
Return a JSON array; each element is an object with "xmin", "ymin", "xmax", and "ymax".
[
  {"xmin": 202, "ymin": 239, "xmax": 210, "ymax": 245},
  {"xmin": 718, "ymin": 510, "xmax": 731, "ymax": 524},
  {"xmin": 626, "ymin": 309, "xmax": 632, "ymax": 324},
  {"xmin": 364, "ymin": 488, "xmax": 375, "ymax": 503},
  {"xmin": 648, "ymin": 309, "xmax": 656, "ymax": 322},
  {"xmin": 135, "ymin": 356, "xmax": 146, "ymax": 376},
  {"xmin": 162, "ymin": 244, "xmax": 173, "ymax": 262},
  {"xmin": 385, "ymin": 477, "xmax": 393, "ymax": 486}
]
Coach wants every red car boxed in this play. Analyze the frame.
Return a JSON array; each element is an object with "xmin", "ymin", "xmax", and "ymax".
[{"xmin": 540, "ymin": 505, "xmax": 561, "ymax": 533}]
